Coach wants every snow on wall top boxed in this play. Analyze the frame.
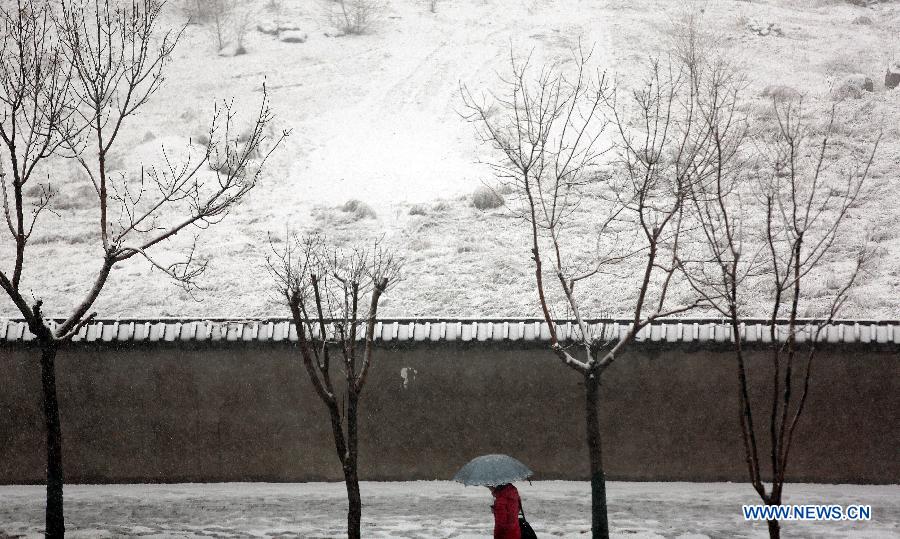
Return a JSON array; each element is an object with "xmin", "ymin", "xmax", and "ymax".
[{"xmin": 1, "ymin": 318, "xmax": 899, "ymax": 345}]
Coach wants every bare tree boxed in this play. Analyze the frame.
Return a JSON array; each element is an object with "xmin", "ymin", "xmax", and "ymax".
[
  {"xmin": 461, "ymin": 48, "xmax": 709, "ymax": 538},
  {"xmin": 209, "ymin": 0, "xmax": 233, "ymax": 50},
  {"xmin": 0, "ymin": 0, "xmax": 285, "ymax": 535},
  {"xmin": 209, "ymin": 0, "xmax": 248, "ymax": 52},
  {"xmin": 268, "ymin": 234, "xmax": 401, "ymax": 539},
  {"xmin": 681, "ymin": 95, "xmax": 880, "ymax": 538},
  {"xmin": 323, "ymin": 0, "xmax": 383, "ymax": 35},
  {"xmin": 177, "ymin": 0, "xmax": 246, "ymax": 52}
]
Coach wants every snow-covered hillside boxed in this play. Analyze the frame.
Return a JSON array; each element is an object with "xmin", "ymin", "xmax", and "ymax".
[{"xmin": 1, "ymin": 0, "xmax": 898, "ymax": 319}]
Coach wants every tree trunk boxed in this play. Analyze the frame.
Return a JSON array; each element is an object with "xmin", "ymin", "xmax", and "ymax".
[
  {"xmin": 345, "ymin": 391, "xmax": 362, "ymax": 539},
  {"xmin": 39, "ymin": 345, "xmax": 65, "ymax": 538},
  {"xmin": 765, "ymin": 492, "xmax": 782, "ymax": 539},
  {"xmin": 585, "ymin": 373, "xmax": 609, "ymax": 539},
  {"xmin": 344, "ymin": 464, "xmax": 362, "ymax": 539}
]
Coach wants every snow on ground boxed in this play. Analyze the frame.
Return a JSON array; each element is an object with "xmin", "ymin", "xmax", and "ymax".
[
  {"xmin": 1, "ymin": 0, "xmax": 899, "ymax": 319},
  {"xmin": 0, "ymin": 481, "xmax": 898, "ymax": 538}
]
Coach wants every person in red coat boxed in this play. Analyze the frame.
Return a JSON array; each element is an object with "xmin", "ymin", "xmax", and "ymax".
[{"xmin": 489, "ymin": 483, "xmax": 521, "ymax": 539}]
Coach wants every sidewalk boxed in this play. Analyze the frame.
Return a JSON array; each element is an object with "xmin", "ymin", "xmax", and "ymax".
[{"xmin": 1, "ymin": 481, "xmax": 897, "ymax": 538}]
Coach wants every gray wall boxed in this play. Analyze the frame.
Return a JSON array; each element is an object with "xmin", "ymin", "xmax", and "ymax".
[{"xmin": 0, "ymin": 343, "xmax": 897, "ymax": 484}]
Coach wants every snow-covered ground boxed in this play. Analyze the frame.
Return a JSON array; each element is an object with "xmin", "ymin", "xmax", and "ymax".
[
  {"xmin": 1, "ymin": 0, "xmax": 899, "ymax": 319},
  {"xmin": 0, "ymin": 481, "xmax": 897, "ymax": 538}
]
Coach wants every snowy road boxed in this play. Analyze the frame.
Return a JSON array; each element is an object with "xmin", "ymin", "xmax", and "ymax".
[{"xmin": 0, "ymin": 481, "xmax": 897, "ymax": 538}]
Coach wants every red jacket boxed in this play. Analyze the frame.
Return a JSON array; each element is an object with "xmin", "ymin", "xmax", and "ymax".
[{"xmin": 491, "ymin": 484, "xmax": 521, "ymax": 539}]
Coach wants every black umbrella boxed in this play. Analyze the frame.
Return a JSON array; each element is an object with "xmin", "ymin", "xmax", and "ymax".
[{"xmin": 453, "ymin": 454, "xmax": 533, "ymax": 487}]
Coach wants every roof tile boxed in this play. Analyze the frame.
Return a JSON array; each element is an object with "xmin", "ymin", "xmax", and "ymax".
[
  {"xmin": 164, "ymin": 323, "xmax": 180, "ymax": 342},
  {"xmin": 85, "ymin": 322, "xmax": 102, "ymax": 342},
  {"xmin": 876, "ymin": 325, "xmax": 890, "ymax": 344},
  {"xmin": 117, "ymin": 322, "xmax": 134, "ymax": 341},
  {"xmin": 100, "ymin": 322, "xmax": 115, "ymax": 342},
  {"xmin": 413, "ymin": 322, "xmax": 428, "ymax": 341},
  {"xmin": 460, "ymin": 322, "xmax": 474, "ymax": 342},
  {"xmin": 476, "ymin": 322, "xmax": 491, "ymax": 341},
  {"xmin": 494, "ymin": 322, "xmax": 507, "ymax": 341},
  {"xmin": 133, "ymin": 322, "xmax": 149, "ymax": 341},
  {"xmin": 0, "ymin": 318, "xmax": 896, "ymax": 346},
  {"xmin": 148, "ymin": 322, "xmax": 165, "ymax": 342},
  {"xmin": 430, "ymin": 322, "xmax": 443, "ymax": 341},
  {"xmin": 5, "ymin": 321, "xmax": 20, "ymax": 341},
  {"xmin": 195, "ymin": 321, "xmax": 211, "ymax": 341},
  {"xmin": 538, "ymin": 323, "xmax": 551, "ymax": 341}
]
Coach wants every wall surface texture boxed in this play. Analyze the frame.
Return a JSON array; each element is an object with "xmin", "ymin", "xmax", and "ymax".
[{"xmin": 0, "ymin": 343, "xmax": 897, "ymax": 484}]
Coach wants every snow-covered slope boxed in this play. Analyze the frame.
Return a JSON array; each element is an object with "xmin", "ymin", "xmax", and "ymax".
[{"xmin": 1, "ymin": 0, "xmax": 898, "ymax": 319}]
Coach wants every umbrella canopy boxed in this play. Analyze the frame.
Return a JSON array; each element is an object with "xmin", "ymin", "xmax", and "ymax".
[{"xmin": 453, "ymin": 454, "xmax": 533, "ymax": 487}]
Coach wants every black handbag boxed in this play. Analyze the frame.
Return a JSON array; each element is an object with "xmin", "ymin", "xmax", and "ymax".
[{"xmin": 518, "ymin": 501, "xmax": 538, "ymax": 539}]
